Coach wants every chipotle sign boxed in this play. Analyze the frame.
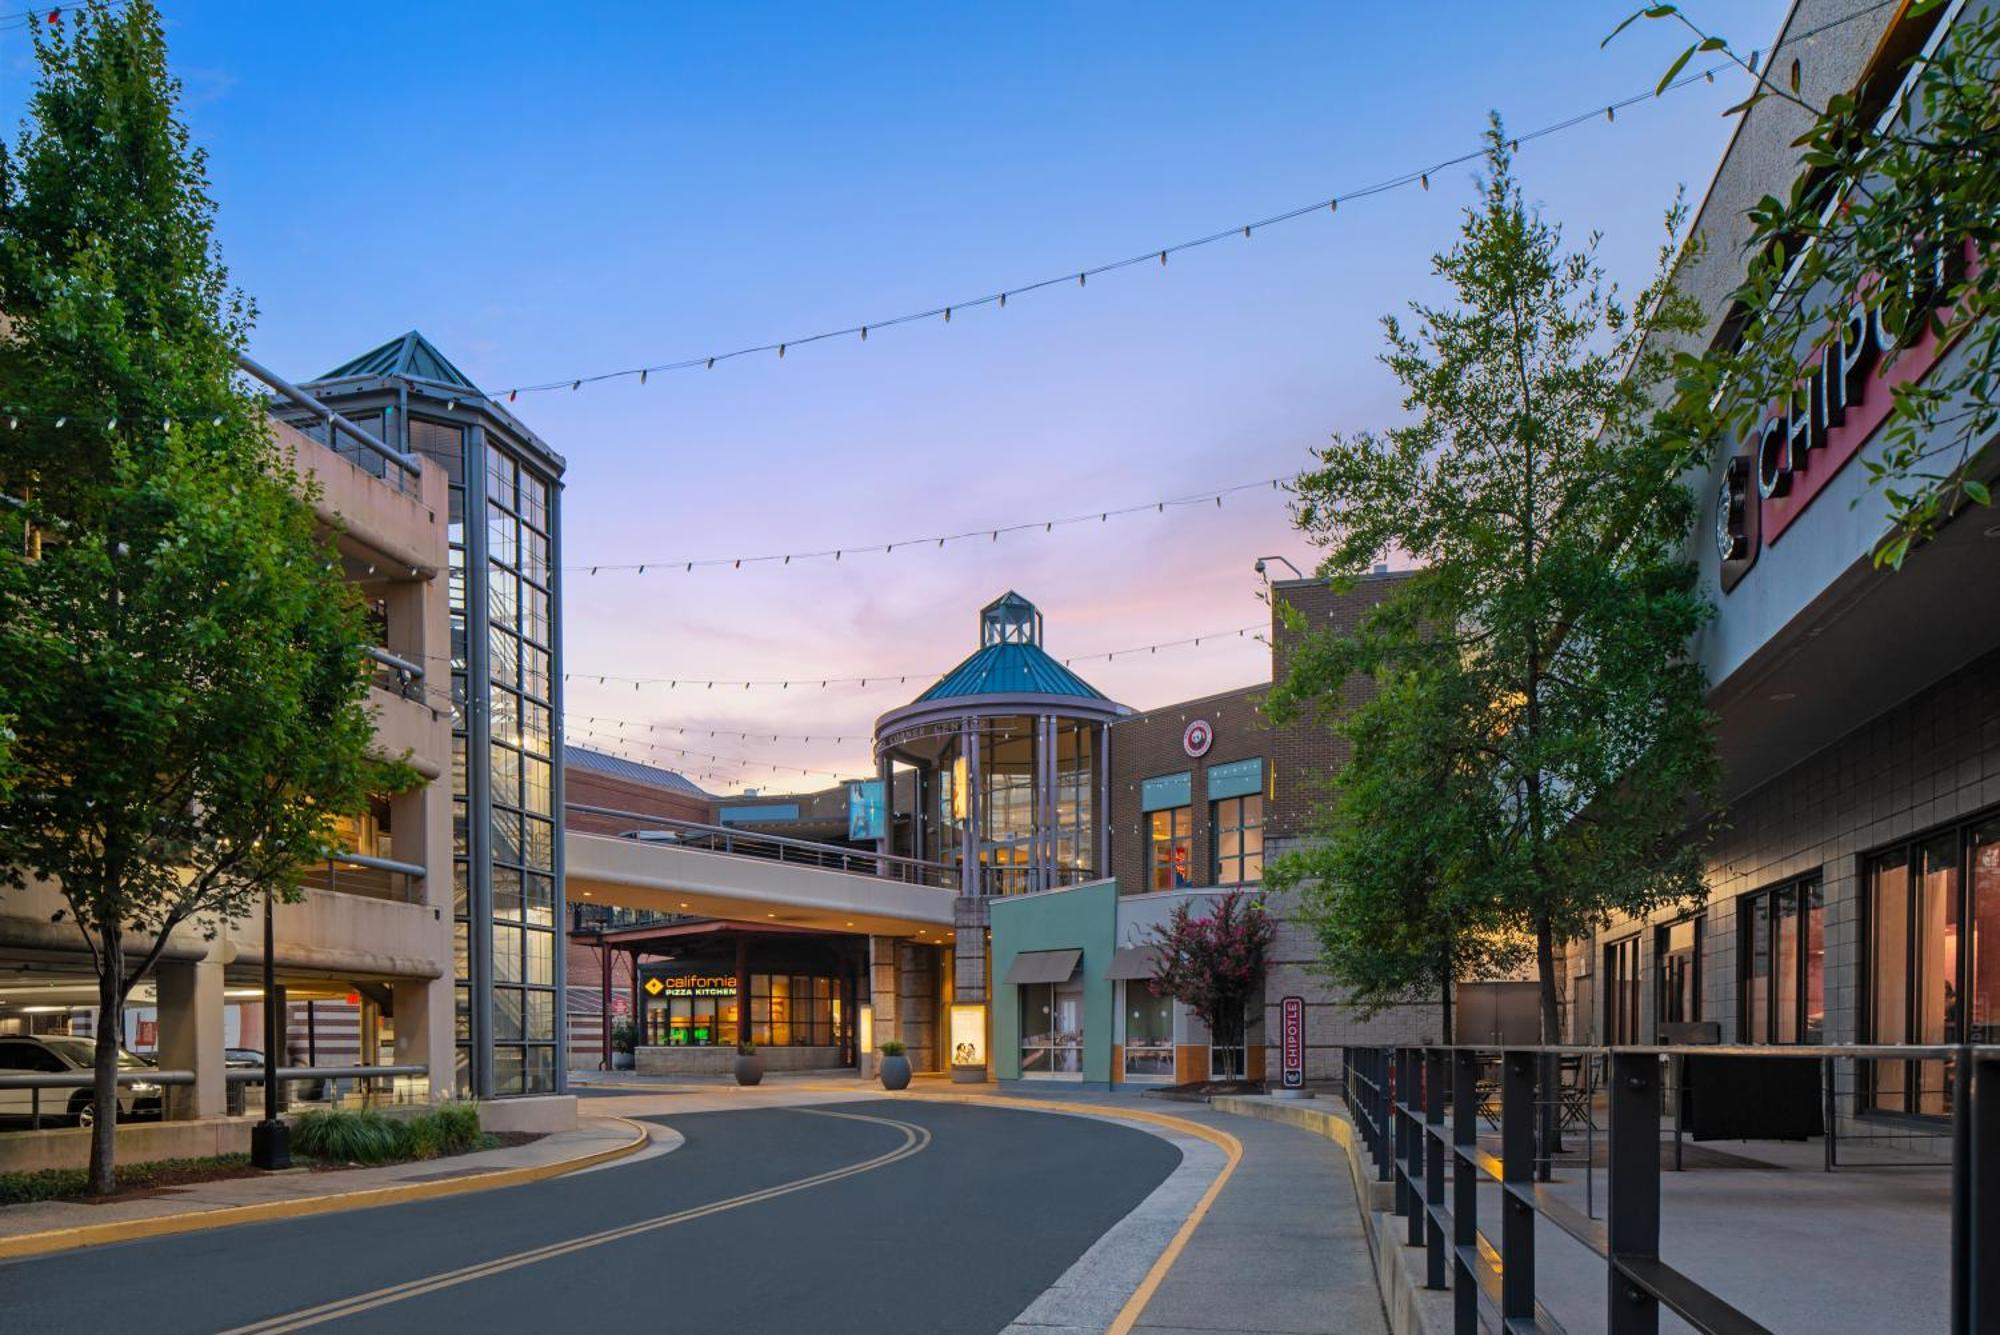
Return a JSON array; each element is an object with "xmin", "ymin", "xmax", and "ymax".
[{"xmin": 1717, "ymin": 243, "xmax": 1967, "ymax": 592}]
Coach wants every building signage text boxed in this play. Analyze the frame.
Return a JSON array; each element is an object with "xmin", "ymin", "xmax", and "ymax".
[
  {"xmin": 1280, "ymin": 995, "xmax": 1305, "ymax": 1090},
  {"xmin": 1719, "ymin": 241, "xmax": 1967, "ymax": 591},
  {"xmin": 648, "ymin": 973, "xmax": 737, "ymax": 998}
]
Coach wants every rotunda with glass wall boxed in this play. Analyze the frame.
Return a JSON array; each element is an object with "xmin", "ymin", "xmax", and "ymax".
[{"xmin": 873, "ymin": 593, "xmax": 1129, "ymax": 899}]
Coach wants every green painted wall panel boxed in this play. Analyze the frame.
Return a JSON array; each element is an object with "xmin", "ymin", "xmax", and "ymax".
[{"xmin": 989, "ymin": 879, "xmax": 1119, "ymax": 1083}]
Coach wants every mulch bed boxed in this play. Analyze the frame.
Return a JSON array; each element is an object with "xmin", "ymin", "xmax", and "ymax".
[
  {"xmin": 6, "ymin": 1131, "xmax": 547, "ymax": 1207},
  {"xmin": 1148, "ymin": 1079, "xmax": 1267, "ymax": 1101}
]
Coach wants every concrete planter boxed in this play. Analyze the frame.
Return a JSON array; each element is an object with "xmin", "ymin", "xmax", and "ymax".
[
  {"xmin": 611, "ymin": 1051, "xmax": 635, "ymax": 1071},
  {"xmin": 734, "ymin": 1052, "xmax": 765, "ymax": 1086},
  {"xmin": 879, "ymin": 1054, "xmax": 912, "ymax": 1091}
]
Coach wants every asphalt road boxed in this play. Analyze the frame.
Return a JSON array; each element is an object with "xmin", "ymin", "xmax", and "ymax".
[{"xmin": 1, "ymin": 1099, "xmax": 1181, "ymax": 1335}]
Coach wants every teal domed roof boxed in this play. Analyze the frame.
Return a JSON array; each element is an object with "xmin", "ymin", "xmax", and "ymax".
[{"xmin": 915, "ymin": 593, "xmax": 1107, "ymax": 703}]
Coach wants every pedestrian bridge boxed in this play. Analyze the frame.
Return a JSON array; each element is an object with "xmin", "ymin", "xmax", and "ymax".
[{"xmin": 563, "ymin": 805, "xmax": 957, "ymax": 937}]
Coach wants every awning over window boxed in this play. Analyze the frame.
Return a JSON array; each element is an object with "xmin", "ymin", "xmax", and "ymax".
[
  {"xmin": 1105, "ymin": 945, "xmax": 1163, "ymax": 980},
  {"xmin": 1003, "ymin": 948, "xmax": 1082, "ymax": 985}
]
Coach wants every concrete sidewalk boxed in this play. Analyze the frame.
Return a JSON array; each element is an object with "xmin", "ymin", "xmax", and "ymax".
[
  {"xmin": 0, "ymin": 1114, "xmax": 645, "ymax": 1258},
  {"xmin": 1121, "ymin": 1100, "xmax": 1387, "ymax": 1335}
]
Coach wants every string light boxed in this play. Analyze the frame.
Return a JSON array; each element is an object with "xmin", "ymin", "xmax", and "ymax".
[
  {"xmin": 561, "ymin": 621, "xmax": 1267, "ymax": 691},
  {"xmin": 483, "ymin": 32, "xmax": 1820, "ymax": 401},
  {"xmin": 568, "ymin": 474, "xmax": 1293, "ymax": 573}
]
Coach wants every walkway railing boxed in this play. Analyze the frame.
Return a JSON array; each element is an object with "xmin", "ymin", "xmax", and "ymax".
[
  {"xmin": 0, "ymin": 1062, "xmax": 427, "ymax": 1129},
  {"xmin": 239, "ymin": 353, "xmax": 424, "ymax": 494},
  {"xmin": 1342, "ymin": 1042, "xmax": 2000, "ymax": 1335},
  {"xmin": 568, "ymin": 802, "xmax": 960, "ymax": 889}
]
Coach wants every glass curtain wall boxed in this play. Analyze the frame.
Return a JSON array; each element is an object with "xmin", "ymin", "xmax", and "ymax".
[
  {"xmin": 942, "ymin": 717, "xmax": 1100, "ymax": 895},
  {"xmin": 414, "ymin": 415, "xmax": 562, "ymax": 1098}
]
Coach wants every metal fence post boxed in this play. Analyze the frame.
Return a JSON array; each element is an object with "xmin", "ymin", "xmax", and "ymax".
[
  {"xmin": 1393, "ymin": 1048, "xmax": 1411, "ymax": 1223},
  {"xmin": 1403, "ymin": 1048, "xmax": 1424, "ymax": 1248},
  {"xmin": 1500, "ymin": 1048, "xmax": 1537, "ymax": 1328},
  {"xmin": 1607, "ymin": 1050, "xmax": 1661, "ymax": 1335},
  {"xmin": 1424, "ymin": 1047, "xmax": 1447, "ymax": 1290},
  {"xmin": 1452, "ymin": 1048, "xmax": 1479, "ymax": 1335},
  {"xmin": 1953, "ymin": 1046, "xmax": 1999, "ymax": 1335},
  {"xmin": 1375, "ymin": 1048, "xmax": 1392, "ymax": 1184}
]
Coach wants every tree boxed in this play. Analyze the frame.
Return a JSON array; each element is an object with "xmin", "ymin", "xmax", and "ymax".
[
  {"xmin": 1267, "ymin": 651, "xmax": 1528, "ymax": 1041},
  {"xmin": 1145, "ymin": 889, "xmax": 1274, "ymax": 1083},
  {"xmin": 0, "ymin": 1, "xmax": 403, "ymax": 1194},
  {"xmin": 1614, "ymin": 1, "xmax": 2000, "ymax": 567},
  {"xmin": 1272, "ymin": 124, "xmax": 1720, "ymax": 1045}
]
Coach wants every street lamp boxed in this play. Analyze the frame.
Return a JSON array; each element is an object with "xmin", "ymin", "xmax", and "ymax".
[
  {"xmin": 250, "ymin": 886, "xmax": 290, "ymax": 1170},
  {"xmin": 1252, "ymin": 555, "xmax": 1303, "ymax": 580}
]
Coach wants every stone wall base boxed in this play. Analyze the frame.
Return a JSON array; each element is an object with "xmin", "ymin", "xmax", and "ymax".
[{"xmin": 634, "ymin": 1045, "xmax": 845, "ymax": 1076}]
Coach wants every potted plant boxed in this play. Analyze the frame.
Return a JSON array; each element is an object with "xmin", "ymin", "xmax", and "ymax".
[
  {"xmin": 609, "ymin": 1020, "xmax": 637, "ymax": 1072},
  {"xmin": 877, "ymin": 1039, "xmax": 911, "ymax": 1091},
  {"xmin": 734, "ymin": 1041, "xmax": 764, "ymax": 1086}
]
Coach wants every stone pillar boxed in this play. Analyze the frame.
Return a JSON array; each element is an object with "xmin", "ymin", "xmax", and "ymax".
[
  {"xmin": 866, "ymin": 934, "xmax": 901, "ymax": 1076},
  {"xmin": 155, "ymin": 951, "xmax": 225, "ymax": 1121},
  {"xmin": 898, "ymin": 942, "xmax": 936, "ymax": 1072}
]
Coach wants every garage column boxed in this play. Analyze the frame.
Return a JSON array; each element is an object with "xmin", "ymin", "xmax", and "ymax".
[
  {"xmin": 155, "ymin": 950, "xmax": 225, "ymax": 1121},
  {"xmin": 867, "ymin": 934, "xmax": 901, "ymax": 1073},
  {"xmin": 393, "ymin": 977, "xmax": 450, "ymax": 1104}
]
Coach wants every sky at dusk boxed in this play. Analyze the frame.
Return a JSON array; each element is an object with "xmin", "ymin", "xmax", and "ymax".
[{"xmin": 2, "ymin": 1, "xmax": 1792, "ymax": 793}]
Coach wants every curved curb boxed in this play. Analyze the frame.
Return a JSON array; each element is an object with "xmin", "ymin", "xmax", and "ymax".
[
  {"xmin": 0, "ymin": 1115, "xmax": 652, "ymax": 1263},
  {"xmin": 902, "ymin": 1093, "xmax": 1243, "ymax": 1335}
]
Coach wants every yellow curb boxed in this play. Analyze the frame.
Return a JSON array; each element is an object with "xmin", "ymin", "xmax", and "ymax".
[
  {"xmin": 0, "ymin": 1115, "xmax": 652, "ymax": 1263},
  {"xmin": 899, "ymin": 1092, "xmax": 1243, "ymax": 1335}
]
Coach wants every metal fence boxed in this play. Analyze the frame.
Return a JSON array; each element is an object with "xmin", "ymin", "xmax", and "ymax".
[
  {"xmin": 295, "ymin": 850, "xmax": 427, "ymax": 903},
  {"xmin": 0, "ymin": 1063, "xmax": 427, "ymax": 1131},
  {"xmin": 568, "ymin": 802, "xmax": 961, "ymax": 889},
  {"xmin": 239, "ymin": 353, "xmax": 424, "ymax": 496},
  {"xmin": 1342, "ymin": 1042, "xmax": 1999, "ymax": 1335}
]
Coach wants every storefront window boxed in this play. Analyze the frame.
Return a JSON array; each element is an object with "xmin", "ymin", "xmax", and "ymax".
[
  {"xmin": 638, "ymin": 973, "xmax": 839, "ymax": 1048},
  {"xmin": 1211, "ymin": 794, "xmax": 1263, "ymax": 886},
  {"xmin": 1123, "ymin": 983, "xmax": 1173, "ymax": 1079},
  {"xmin": 1866, "ymin": 813, "xmax": 2000, "ymax": 1116},
  {"xmin": 1655, "ymin": 914, "xmax": 1703, "ymax": 1032},
  {"xmin": 1605, "ymin": 934, "xmax": 1642, "ymax": 1045},
  {"xmin": 1020, "ymin": 980, "xmax": 1083, "ymax": 1078},
  {"xmin": 1737, "ymin": 877, "xmax": 1823, "ymax": 1045},
  {"xmin": 1149, "ymin": 808, "xmax": 1192, "ymax": 891}
]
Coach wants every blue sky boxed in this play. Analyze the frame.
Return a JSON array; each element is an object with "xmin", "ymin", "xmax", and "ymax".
[{"xmin": 3, "ymin": 1, "xmax": 1792, "ymax": 791}]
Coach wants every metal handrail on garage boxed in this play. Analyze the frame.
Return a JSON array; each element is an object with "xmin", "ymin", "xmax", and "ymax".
[
  {"xmin": 1344, "ymin": 1042, "xmax": 2000, "ymax": 1335},
  {"xmin": 568, "ymin": 802, "xmax": 961, "ymax": 889},
  {"xmin": 0, "ymin": 1067, "xmax": 193, "ymax": 1132},
  {"xmin": 0, "ymin": 1063, "xmax": 428, "ymax": 1131}
]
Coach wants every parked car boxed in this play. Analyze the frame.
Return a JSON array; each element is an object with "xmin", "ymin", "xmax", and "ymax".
[{"xmin": 0, "ymin": 1035, "xmax": 164, "ymax": 1127}]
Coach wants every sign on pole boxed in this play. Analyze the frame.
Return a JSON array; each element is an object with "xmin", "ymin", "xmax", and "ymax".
[{"xmin": 1281, "ymin": 995, "xmax": 1305, "ymax": 1090}]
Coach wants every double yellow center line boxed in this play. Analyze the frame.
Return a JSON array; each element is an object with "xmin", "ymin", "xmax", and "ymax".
[{"xmin": 218, "ymin": 1108, "xmax": 929, "ymax": 1335}]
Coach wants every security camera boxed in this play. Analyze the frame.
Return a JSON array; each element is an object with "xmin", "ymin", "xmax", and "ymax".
[{"xmin": 1253, "ymin": 558, "xmax": 1267, "ymax": 575}]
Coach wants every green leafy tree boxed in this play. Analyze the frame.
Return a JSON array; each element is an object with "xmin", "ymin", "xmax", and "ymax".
[
  {"xmin": 0, "ymin": 1, "xmax": 404, "ymax": 1194},
  {"xmin": 1267, "ymin": 649, "xmax": 1528, "ymax": 1040},
  {"xmin": 1271, "ymin": 124, "xmax": 1720, "ymax": 1044},
  {"xmin": 1145, "ymin": 889, "xmax": 1274, "ymax": 1083},
  {"xmin": 1614, "ymin": 1, "xmax": 2000, "ymax": 566}
]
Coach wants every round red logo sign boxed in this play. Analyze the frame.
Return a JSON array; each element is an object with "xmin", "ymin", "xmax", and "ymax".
[{"xmin": 1183, "ymin": 719, "xmax": 1213, "ymax": 758}]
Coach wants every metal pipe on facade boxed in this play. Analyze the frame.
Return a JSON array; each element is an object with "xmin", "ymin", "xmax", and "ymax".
[{"xmin": 237, "ymin": 353, "xmax": 421, "ymax": 474}]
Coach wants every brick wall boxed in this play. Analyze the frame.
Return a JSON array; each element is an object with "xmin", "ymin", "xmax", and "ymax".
[
  {"xmin": 565, "ymin": 767, "xmax": 708, "ymax": 835},
  {"xmin": 1108, "ymin": 683, "xmax": 1270, "ymax": 896}
]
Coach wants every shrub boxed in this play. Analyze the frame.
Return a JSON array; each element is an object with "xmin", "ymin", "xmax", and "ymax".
[
  {"xmin": 292, "ymin": 1103, "xmax": 485, "ymax": 1163},
  {"xmin": 879, "ymin": 1040, "xmax": 906, "ymax": 1057},
  {"xmin": 610, "ymin": 1019, "xmax": 637, "ymax": 1055},
  {"xmin": 292, "ymin": 1108, "xmax": 405, "ymax": 1164}
]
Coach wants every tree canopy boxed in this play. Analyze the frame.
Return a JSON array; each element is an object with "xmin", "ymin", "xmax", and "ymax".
[
  {"xmin": 1269, "ymin": 124, "xmax": 1720, "ymax": 1041},
  {"xmin": 0, "ymin": 0, "xmax": 405, "ymax": 1192}
]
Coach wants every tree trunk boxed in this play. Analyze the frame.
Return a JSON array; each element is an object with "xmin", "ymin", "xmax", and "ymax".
[
  {"xmin": 1534, "ymin": 913, "xmax": 1560, "ymax": 1179},
  {"xmin": 1439, "ymin": 942, "xmax": 1455, "ymax": 1045},
  {"xmin": 89, "ymin": 929, "xmax": 123, "ymax": 1196}
]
